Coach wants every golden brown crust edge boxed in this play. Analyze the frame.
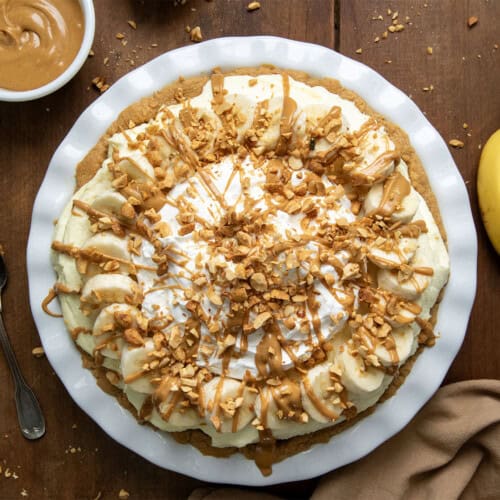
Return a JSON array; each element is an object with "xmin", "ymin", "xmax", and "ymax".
[{"xmin": 74, "ymin": 65, "xmax": 447, "ymax": 465}]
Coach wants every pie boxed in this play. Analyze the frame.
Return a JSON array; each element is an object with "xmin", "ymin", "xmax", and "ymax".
[{"xmin": 49, "ymin": 67, "xmax": 450, "ymax": 475}]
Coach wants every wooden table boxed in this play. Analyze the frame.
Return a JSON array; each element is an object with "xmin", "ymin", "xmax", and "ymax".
[{"xmin": 0, "ymin": 1, "xmax": 498, "ymax": 498}]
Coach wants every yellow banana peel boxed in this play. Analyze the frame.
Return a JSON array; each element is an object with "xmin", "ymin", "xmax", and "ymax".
[{"xmin": 477, "ymin": 129, "xmax": 500, "ymax": 254}]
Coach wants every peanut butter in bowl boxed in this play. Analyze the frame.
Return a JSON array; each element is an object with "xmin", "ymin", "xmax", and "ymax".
[{"xmin": 0, "ymin": 0, "xmax": 94, "ymax": 100}]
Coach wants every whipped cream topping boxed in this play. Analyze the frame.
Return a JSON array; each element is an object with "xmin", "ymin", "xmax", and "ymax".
[{"xmin": 51, "ymin": 71, "xmax": 450, "ymax": 474}]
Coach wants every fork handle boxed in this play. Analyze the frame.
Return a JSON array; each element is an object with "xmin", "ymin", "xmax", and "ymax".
[{"xmin": 0, "ymin": 313, "xmax": 46, "ymax": 440}]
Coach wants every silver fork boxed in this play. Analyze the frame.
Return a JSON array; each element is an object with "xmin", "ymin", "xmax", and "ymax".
[{"xmin": 0, "ymin": 252, "xmax": 45, "ymax": 439}]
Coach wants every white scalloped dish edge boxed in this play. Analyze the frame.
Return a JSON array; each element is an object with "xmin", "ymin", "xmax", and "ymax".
[{"xmin": 27, "ymin": 36, "xmax": 477, "ymax": 486}]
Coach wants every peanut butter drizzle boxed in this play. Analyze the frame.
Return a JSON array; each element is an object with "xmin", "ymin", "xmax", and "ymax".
[
  {"xmin": 41, "ymin": 287, "xmax": 63, "ymax": 317},
  {"xmin": 255, "ymin": 323, "xmax": 283, "ymax": 378},
  {"xmin": 154, "ymin": 377, "xmax": 182, "ymax": 421},
  {"xmin": 0, "ymin": 0, "xmax": 84, "ymax": 91},
  {"xmin": 210, "ymin": 73, "xmax": 225, "ymax": 106},
  {"xmin": 51, "ymin": 240, "xmax": 156, "ymax": 272},
  {"xmin": 352, "ymin": 151, "xmax": 400, "ymax": 184},
  {"xmin": 307, "ymin": 289, "xmax": 324, "ymax": 343},
  {"xmin": 231, "ymin": 378, "xmax": 248, "ymax": 433},
  {"xmin": 179, "ymin": 107, "xmax": 196, "ymax": 129},
  {"xmin": 276, "ymin": 74, "xmax": 298, "ymax": 155},
  {"xmin": 271, "ymin": 379, "xmax": 302, "ymax": 420},
  {"xmin": 302, "ymin": 376, "xmax": 338, "ymax": 420},
  {"xmin": 384, "ymin": 335, "xmax": 399, "ymax": 364},
  {"xmin": 139, "ymin": 395, "xmax": 154, "ymax": 421},
  {"xmin": 374, "ymin": 172, "xmax": 411, "ymax": 217},
  {"xmin": 255, "ymin": 429, "xmax": 276, "ymax": 477},
  {"xmin": 260, "ymin": 389, "xmax": 270, "ymax": 428}
]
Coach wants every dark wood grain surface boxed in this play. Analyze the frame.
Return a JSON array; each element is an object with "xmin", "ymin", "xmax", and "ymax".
[{"xmin": 0, "ymin": 1, "xmax": 498, "ymax": 498}]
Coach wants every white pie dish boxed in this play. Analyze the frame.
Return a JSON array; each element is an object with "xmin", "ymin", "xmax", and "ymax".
[{"xmin": 26, "ymin": 36, "xmax": 477, "ymax": 486}]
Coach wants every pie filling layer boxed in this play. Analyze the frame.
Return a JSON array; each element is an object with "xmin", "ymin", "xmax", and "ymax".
[{"xmin": 51, "ymin": 71, "xmax": 450, "ymax": 469}]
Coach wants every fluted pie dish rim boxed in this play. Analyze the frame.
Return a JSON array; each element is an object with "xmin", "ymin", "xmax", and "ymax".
[{"xmin": 27, "ymin": 36, "xmax": 477, "ymax": 486}]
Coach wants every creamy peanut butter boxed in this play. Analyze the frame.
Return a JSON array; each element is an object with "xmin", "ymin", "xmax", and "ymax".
[{"xmin": 0, "ymin": 0, "xmax": 84, "ymax": 91}]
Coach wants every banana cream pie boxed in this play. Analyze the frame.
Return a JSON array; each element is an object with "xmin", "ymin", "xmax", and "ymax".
[{"xmin": 50, "ymin": 68, "xmax": 450, "ymax": 475}]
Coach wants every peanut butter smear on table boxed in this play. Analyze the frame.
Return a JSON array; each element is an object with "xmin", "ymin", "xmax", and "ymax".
[{"xmin": 0, "ymin": 0, "xmax": 84, "ymax": 91}]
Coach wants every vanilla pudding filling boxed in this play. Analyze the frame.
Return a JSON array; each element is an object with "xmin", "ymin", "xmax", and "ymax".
[{"xmin": 50, "ymin": 72, "xmax": 450, "ymax": 474}]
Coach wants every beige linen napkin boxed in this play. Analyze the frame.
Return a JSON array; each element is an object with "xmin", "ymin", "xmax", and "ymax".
[{"xmin": 189, "ymin": 380, "xmax": 500, "ymax": 500}]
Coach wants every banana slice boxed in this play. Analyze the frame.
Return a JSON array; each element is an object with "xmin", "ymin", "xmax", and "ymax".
[
  {"xmin": 203, "ymin": 377, "xmax": 257, "ymax": 433},
  {"xmin": 374, "ymin": 325, "xmax": 417, "ymax": 366},
  {"xmin": 116, "ymin": 158, "xmax": 154, "ymax": 182},
  {"xmin": 368, "ymin": 238, "xmax": 417, "ymax": 269},
  {"xmin": 300, "ymin": 363, "xmax": 343, "ymax": 423},
  {"xmin": 120, "ymin": 339, "xmax": 155, "ymax": 393},
  {"xmin": 83, "ymin": 232, "xmax": 130, "ymax": 260},
  {"xmin": 92, "ymin": 303, "xmax": 142, "ymax": 336},
  {"xmin": 254, "ymin": 381, "xmax": 304, "ymax": 431},
  {"xmin": 82, "ymin": 232, "xmax": 131, "ymax": 276},
  {"xmin": 339, "ymin": 348, "xmax": 384, "ymax": 396},
  {"xmin": 80, "ymin": 274, "xmax": 142, "ymax": 307},
  {"xmin": 154, "ymin": 378, "xmax": 202, "ymax": 428},
  {"xmin": 378, "ymin": 268, "xmax": 429, "ymax": 301},
  {"xmin": 364, "ymin": 184, "xmax": 420, "ymax": 223},
  {"xmin": 91, "ymin": 191, "xmax": 130, "ymax": 219}
]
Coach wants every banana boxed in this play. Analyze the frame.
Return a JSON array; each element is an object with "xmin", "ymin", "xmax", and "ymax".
[
  {"xmin": 156, "ymin": 383, "xmax": 202, "ymax": 429},
  {"xmin": 82, "ymin": 232, "xmax": 131, "ymax": 276},
  {"xmin": 120, "ymin": 339, "xmax": 155, "ymax": 393},
  {"xmin": 368, "ymin": 238, "xmax": 417, "ymax": 269},
  {"xmin": 300, "ymin": 363, "xmax": 343, "ymax": 424},
  {"xmin": 80, "ymin": 274, "xmax": 142, "ymax": 306},
  {"xmin": 92, "ymin": 303, "xmax": 142, "ymax": 336},
  {"xmin": 339, "ymin": 348, "xmax": 384, "ymax": 396},
  {"xmin": 91, "ymin": 191, "xmax": 130, "ymax": 218},
  {"xmin": 377, "ymin": 268, "xmax": 429, "ymax": 301},
  {"xmin": 374, "ymin": 325, "xmax": 417, "ymax": 366},
  {"xmin": 116, "ymin": 157, "xmax": 155, "ymax": 182},
  {"xmin": 92, "ymin": 304, "xmax": 142, "ymax": 359},
  {"xmin": 203, "ymin": 377, "xmax": 257, "ymax": 433},
  {"xmin": 477, "ymin": 129, "xmax": 500, "ymax": 253},
  {"xmin": 363, "ymin": 184, "xmax": 420, "ymax": 223},
  {"xmin": 123, "ymin": 385, "xmax": 202, "ymax": 432}
]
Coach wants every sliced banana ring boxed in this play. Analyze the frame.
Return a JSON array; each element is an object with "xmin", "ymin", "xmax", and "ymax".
[
  {"xmin": 374, "ymin": 325, "xmax": 417, "ymax": 366},
  {"xmin": 80, "ymin": 273, "xmax": 142, "ymax": 307},
  {"xmin": 120, "ymin": 339, "xmax": 155, "ymax": 394},
  {"xmin": 368, "ymin": 238, "xmax": 417, "ymax": 270},
  {"xmin": 116, "ymin": 157, "xmax": 155, "ymax": 182},
  {"xmin": 155, "ymin": 380, "xmax": 202, "ymax": 428},
  {"xmin": 91, "ymin": 191, "xmax": 130, "ymax": 218},
  {"xmin": 378, "ymin": 268, "xmax": 429, "ymax": 301},
  {"xmin": 82, "ymin": 232, "xmax": 131, "ymax": 276},
  {"xmin": 254, "ymin": 383, "xmax": 303, "ymax": 431},
  {"xmin": 300, "ymin": 363, "xmax": 343, "ymax": 424},
  {"xmin": 364, "ymin": 183, "xmax": 420, "ymax": 223},
  {"xmin": 339, "ymin": 349, "xmax": 384, "ymax": 396},
  {"xmin": 203, "ymin": 377, "xmax": 257, "ymax": 433},
  {"xmin": 92, "ymin": 303, "xmax": 141, "ymax": 336}
]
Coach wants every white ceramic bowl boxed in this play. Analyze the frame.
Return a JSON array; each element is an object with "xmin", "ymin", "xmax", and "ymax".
[
  {"xmin": 27, "ymin": 36, "xmax": 477, "ymax": 486},
  {"xmin": 0, "ymin": 0, "xmax": 95, "ymax": 102}
]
